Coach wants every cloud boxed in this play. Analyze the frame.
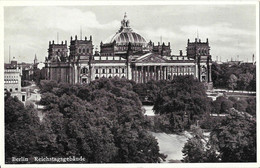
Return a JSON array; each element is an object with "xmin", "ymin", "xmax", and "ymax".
[
  {"xmin": 4, "ymin": 6, "xmax": 256, "ymax": 63},
  {"xmin": 6, "ymin": 7, "xmax": 119, "ymax": 33},
  {"xmin": 180, "ymin": 22, "xmax": 255, "ymax": 42},
  {"xmin": 136, "ymin": 28, "xmax": 183, "ymax": 45}
]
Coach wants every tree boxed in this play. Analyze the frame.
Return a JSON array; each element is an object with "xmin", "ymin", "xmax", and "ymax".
[
  {"xmin": 33, "ymin": 68, "xmax": 45, "ymax": 85},
  {"xmin": 228, "ymin": 74, "xmax": 238, "ymax": 91},
  {"xmin": 5, "ymin": 94, "xmax": 41, "ymax": 163},
  {"xmin": 39, "ymin": 80, "xmax": 58, "ymax": 93},
  {"xmin": 153, "ymin": 76, "xmax": 211, "ymax": 132},
  {"xmin": 233, "ymin": 99, "xmax": 248, "ymax": 112},
  {"xmin": 183, "ymin": 108, "xmax": 256, "ymax": 163},
  {"xmin": 211, "ymin": 62, "xmax": 255, "ymax": 91},
  {"xmin": 238, "ymin": 73, "xmax": 253, "ymax": 91},
  {"xmin": 212, "ymin": 96, "xmax": 233, "ymax": 114},
  {"xmin": 210, "ymin": 109, "xmax": 256, "ymax": 162},
  {"xmin": 182, "ymin": 126, "xmax": 220, "ymax": 163},
  {"xmin": 246, "ymin": 97, "xmax": 256, "ymax": 116},
  {"xmin": 36, "ymin": 78, "xmax": 164, "ymax": 163},
  {"xmin": 182, "ymin": 136, "xmax": 205, "ymax": 162}
]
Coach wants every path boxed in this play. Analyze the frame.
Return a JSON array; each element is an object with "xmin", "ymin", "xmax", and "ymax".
[{"xmin": 24, "ymin": 82, "xmax": 45, "ymax": 121}]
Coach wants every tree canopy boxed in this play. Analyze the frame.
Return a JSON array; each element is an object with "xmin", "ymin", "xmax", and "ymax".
[
  {"xmin": 152, "ymin": 76, "xmax": 211, "ymax": 132},
  {"xmin": 6, "ymin": 78, "xmax": 165, "ymax": 163},
  {"xmin": 5, "ymin": 93, "xmax": 41, "ymax": 163},
  {"xmin": 182, "ymin": 108, "xmax": 256, "ymax": 162},
  {"xmin": 212, "ymin": 62, "xmax": 256, "ymax": 91}
]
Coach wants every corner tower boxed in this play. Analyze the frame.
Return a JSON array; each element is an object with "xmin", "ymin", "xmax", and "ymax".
[
  {"xmin": 48, "ymin": 40, "xmax": 68, "ymax": 62},
  {"xmin": 69, "ymin": 35, "xmax": 93, "ymax": 62},
  {"xmin": 187, "ymin": 38, "xmax": 212, "ymax": 89}
]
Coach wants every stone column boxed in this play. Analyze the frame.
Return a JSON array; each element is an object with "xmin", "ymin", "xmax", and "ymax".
[
  {"xmin": 75, "ymin": 65, "xmax": 77, "ymax": 84},
  {"xmin": 135, "ymin": 66, "xmax": 138, "ymax": 82},
  {"xmin": 112, "ymin": 66, "xmax": 115, "ymax": 78},
  {"xmin": 142, "ymin": 66, "xmax": 144, "ymax": 83},
  {"xmin": 145, "ymin": 66, "xmax": 148, "ymax": 83},
  {"xmin": 153, "ymin": 66, "xmax": 155, "ymax": 80},
  {"xmin": 195, "ymin": 64, "xmax": 199, "ymax": 81},
  {"xmin": 119, "ymin": 67, "xmax": 121, "ymax": 78},
  {"xmin": 162, "ymin": 66, "xmax": 165, "ymax": 80},
  {"xmin": 150, "ymin": 66, "xmax": 153, "ymax": 80},
  {"xmin": 142, "ymin": 66, "xmax": 146, "ymax": 83},
  {"xmin": 132, "ymin": 66, "xmax": 135, "ymax": 81},
  {"xmin": 164, "ymin": 66, "xmax": 167, "ymax": 80},
  {"xmin": 138, "ymin": 67, "xmax": 141, "ymax": 83},
  {"xmin": 209, "ymin": 65, "xmax": 212, "ymax": 82},
  {"xmin": 99, "ymin": 67, "xmax": 101, "ymax": 79},
  {"xmin": 155, "ymin": 66, "xmax": 157, "ymax": 80},
  {"xmin": 135, "ymin": 66, "xmax": 137, "ymax": 82},
  {"xmin": 106, "ymin": 67, "xmax": 108, "ymax": 78},
  {"xmin": 199, "ymin": 66, "xmax": 201, "ymax": 82},
  {"xmin": 147, "ymin": 66, "xmax": 150, "ymax": 82},
  {"xmin": 171, "ymin": 66, "xmax": 173, "ymax": 80},
  {"xmin": 159, "ymin": 66, "xmax": 162, "ymax": 80}
]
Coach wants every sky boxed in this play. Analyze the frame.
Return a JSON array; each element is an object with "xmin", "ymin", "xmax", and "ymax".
[{"xmin": 4, "ymin": 5, "xmax": 256, "ymax": 63}]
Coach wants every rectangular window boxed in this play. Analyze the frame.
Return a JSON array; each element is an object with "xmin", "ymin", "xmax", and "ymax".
[
  {"xmin": 109, "ymin": 69, "xmax": 112, "ymax": 73},
  {"xmin": 96, "ymin": 69, "xmax": 98, "ymax": 74},
  {"xmin": 22, "ymin": 95, "xmax": 25, "ymax": 102},
  {"xmin": 122, "ymin": 68, "xmax": 125, "ymax": 73},
  {"xmin": 116, "ymin": 69, "xmax": 118, "ymax": 73},
  {"xmin": 102, "ymin": 69, "xmax": 105, "ymax": 74}
]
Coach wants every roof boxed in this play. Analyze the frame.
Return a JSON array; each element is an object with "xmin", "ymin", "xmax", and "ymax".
[
  {"xmin": 104, "ymin": 13, "xmax": 147, "ymax": 46},
  {"xmin": 134, "ymin": 53, "xmax": 168, "ymax": 63}
]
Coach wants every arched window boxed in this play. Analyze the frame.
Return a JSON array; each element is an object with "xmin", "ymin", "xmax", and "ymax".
[{"xmin": 81, "ymin": 67, "xmax": 88, "ymax": 74}]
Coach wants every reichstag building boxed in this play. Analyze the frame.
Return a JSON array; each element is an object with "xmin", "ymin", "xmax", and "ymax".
[{"xmin": 45, "ymin": 13, "xmax": 213, "ymax": 89}]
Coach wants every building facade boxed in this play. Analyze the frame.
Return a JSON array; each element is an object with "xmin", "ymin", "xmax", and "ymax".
[
  {"xmin": 45, "ymin": 13, "xmax": 213, "ymax": 89},
  {"xmin": 4, "ymin": 60, "xmax": 27, "ymax": 103}
]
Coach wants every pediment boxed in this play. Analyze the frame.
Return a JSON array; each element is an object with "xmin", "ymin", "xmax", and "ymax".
[{"xmin": 135, "ymin": 53, "xmax": 167, "ymax": 63}]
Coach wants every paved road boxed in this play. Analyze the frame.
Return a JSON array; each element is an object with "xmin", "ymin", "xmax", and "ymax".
[{"xmin": 24, "ymin": 83, "xmax": 45, "ymax": 121}]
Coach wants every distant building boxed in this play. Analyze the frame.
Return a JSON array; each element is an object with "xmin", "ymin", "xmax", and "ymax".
[
  {"xmin": 18, "ymin": 62, "xmax": 34, "ymax": 81},
  {"xmin": 45, "ymin": 13, "xmax": 213, "ymax": 89},
  {"xmin": 4, "ymin": 60, "xmax": 27, "ymax": 103},
  {"xmin": 226, "ymin": 60, "xmax": 242, "ymax": 66}
]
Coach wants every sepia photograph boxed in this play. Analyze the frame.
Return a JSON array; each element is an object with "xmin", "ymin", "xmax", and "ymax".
[{"xmin": 1, "ymin": 0, "xmax": 259, "ymax": 167}]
